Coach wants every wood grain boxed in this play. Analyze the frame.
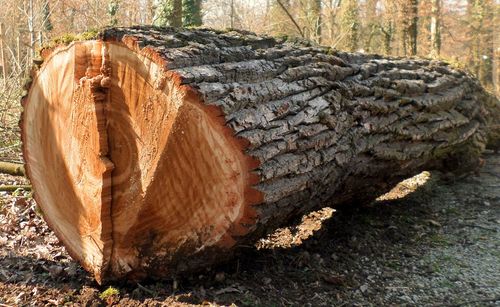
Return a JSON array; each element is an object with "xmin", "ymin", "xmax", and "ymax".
[{"xmin": 21, "ymin": 41, "xmax": 113, "ymax": 282}]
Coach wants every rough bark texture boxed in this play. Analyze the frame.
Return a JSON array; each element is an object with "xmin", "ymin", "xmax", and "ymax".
[{"xmin": 22, "ymin": 26, "xmax": 500, "ymax": 283}]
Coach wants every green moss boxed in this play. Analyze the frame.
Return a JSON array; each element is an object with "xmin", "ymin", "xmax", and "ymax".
[
  {"xmin": 52, "ymin": 33, "xmax": 77, "ymax": 45},
  {"xmin": 78, "ymin": 29, "xmax": 99, "ymax": 40},
  {"xmin": 42, "ymin": 28, "xmax": 99, "ymax": 51},
  {"xmin": 99, "ymin": 286, "xmax": 119, "ymax": 300}
]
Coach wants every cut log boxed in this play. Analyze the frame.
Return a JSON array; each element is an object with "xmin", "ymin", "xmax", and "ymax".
[
  {"xmin": 21, "ymin": 26, "xmax": 500, "ymax": 283},
  {"xmin": 0, "ymin": 161, "xmax": 25, "ymax": 176}
]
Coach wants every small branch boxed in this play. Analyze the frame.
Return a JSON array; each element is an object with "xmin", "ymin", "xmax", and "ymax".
[
  {"xmin": 275, "ymin": 0, "xmax": 304, "ymax": 38},
  {"xmin": 0, "ymin": 161, "xmax": 25, "ymax": 176},
  {"xmin": 461, "ymin": 223, "xmax": 498, "ymax": 232},
  {"xmin": 433, "ymin": 296, "xmax": 500, "ymax": 307},
  {"xmin": 0, "ymin": 185, "xmax": 31, "ymax": 192}
]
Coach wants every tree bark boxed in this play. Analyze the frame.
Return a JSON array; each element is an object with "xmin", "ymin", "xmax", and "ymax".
[{"xmin": 22, "ymin": 26, "xmax": 500, "ymax": 283}]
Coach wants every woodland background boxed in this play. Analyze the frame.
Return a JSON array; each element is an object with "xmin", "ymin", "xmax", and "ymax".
[{"xmin": 0, "ymin": 0, "xmax": 498, "ymax": 159}]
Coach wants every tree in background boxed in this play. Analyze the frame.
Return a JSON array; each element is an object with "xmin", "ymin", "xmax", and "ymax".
[
  {"xmin": 153, "ymin": 0, "xmax": 182, "ymax": 27},
  {"xmin": 399, "ymin": 0, "xmax": 419, "ymax": 56},
  {"xmin": 379, "ymin": 0, "xmax": 396, "ymax": 55},
  {"xmin": 308, "ymin": 0, "xmax": 322, "ymax": 43},
  {"xmin": 362, "ymin": 0, "xmax": 378, "ymax": 53},
  {"xmin": 271, "ymin": 0, "xmax": 300, "ymax": 37},
  {"xmin": 408, "ymin": 0, "xmax": 418, "ymax": 56},
  {"xmin": 339, "ymin": 0, "xmax": 360, "ymax": 52},
  {"xmin": 429, "ymin": 0, "xmax": 441, "ymax": 57},
  {"xmin": 466, "ymin": 0, "xmax": 494, "ymax": 87},
  {"xmin": 183, "ymin": 0, "xmax": 203, "ymax": 26},
  {"xmin": 108, "ymin": 0, "xmax": 120, "ymax": 26},
  {"xmin": 42, "ymin": 0, "xmax": 53, "ymax": 32}
]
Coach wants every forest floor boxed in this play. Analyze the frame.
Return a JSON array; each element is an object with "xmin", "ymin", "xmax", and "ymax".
[{"xmin": 0, "ymin": 151, "xmax": 498, "ymax": 306}]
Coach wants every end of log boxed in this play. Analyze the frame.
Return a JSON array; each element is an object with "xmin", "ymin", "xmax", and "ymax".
[{"xmin": 21, "ymin": 34, "xmax": 262, "ymax": 283}]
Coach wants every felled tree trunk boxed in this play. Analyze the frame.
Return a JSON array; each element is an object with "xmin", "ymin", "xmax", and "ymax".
[{"xmin": 21, "ymin": 26, "xmax": 500, "ymax": 283}]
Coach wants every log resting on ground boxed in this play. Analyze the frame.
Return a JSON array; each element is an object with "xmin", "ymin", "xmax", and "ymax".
[
  {"xmin": 0, "ymin": 161, "xmax": 25, "ymax": 176},
  {"xmin": 20, "ymin": 26, "xmax": 500, "ymax": 283}
]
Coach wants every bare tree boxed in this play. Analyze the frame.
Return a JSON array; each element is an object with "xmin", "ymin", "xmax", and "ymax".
[{"xmin": 429, "ymin": 0, "xmax": 441, "ymax": 57}]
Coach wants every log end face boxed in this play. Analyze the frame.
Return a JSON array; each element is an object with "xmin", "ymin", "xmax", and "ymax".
[
  {"xmin": 24, "ymin": 39, "xmax": 263, "ymax": 282},
  {"xmin": 21, "ymin": 41, "xmax": 114, "ymax": 282}
]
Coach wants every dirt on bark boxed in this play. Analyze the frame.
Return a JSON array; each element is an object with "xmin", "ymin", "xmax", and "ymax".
[{"xmin": 0, "ymin": 151, "xmax": 499, "ymax": 306}]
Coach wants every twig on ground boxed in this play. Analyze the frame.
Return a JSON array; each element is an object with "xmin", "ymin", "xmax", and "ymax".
[
  {"xmin": 461, "ymin": 223, "xmax": 498, "ymax": 232},
  {"xmin": 433, "ymin": 296, "xmax": 500, "ymax": 306},
  {"xmin": 0, "ymin": 184, "xmax": 31, "ymax": 191},
  {"xmin": 0, "ymin": 161, "xmax": 25, "ymax": 176}
]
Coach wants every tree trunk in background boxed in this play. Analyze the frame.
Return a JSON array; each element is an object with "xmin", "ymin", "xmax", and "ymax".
[
  {"xmin": 364, "ymin": 0, "xmax": 378, "ymax": 53},
  {"xmin": 466, "ymin": 0, "xmax": 495, "ymax": 88},
  {"xmin": 28, "ymin": 0, "xmax": 35, "ymax": 58},
  {"xmin": 153, "ymin": 0, "xmax": 182, "ymax": 27},
  {"xmin": 340, "ymin": 0, "xmax": 360, "ymax": 51},
  {"xmin": 0, "ymin": 23, "xmax": 7, "ymax": 83},
  {"xmin": 396, "ymin": 0, "xmax": 418, "ymax": 56},
  {"xmin": 327, "ymin": 0, "xmax": 342, "ymax": 48},
  {"xmin": 408, "ymin": 0, "xmax": 418, "ymax": 56},
  {"xmin": 380, "ymin": 0, "xmax": 396, "ymax": 55},
  {"xmin": 467, "ymin": 0, "xmax": 482, "ymax": 78},
  {"xmin": 381, "ymin": 24, "xmax": 393, "ymax": 55},
  {"xmin": 146, "ymin": 0, "xmax": 155, "ymax": 24},
  {"xmin": 42, "ymin": 0, "xmax": 53, "ymax": 32},
  {"xmin": 183, "ymin": 0, "xmax": 203, "ymax": 27},
  {"xmin": 429, "ymin": 0, "xmax": 441, "ymax": 57},
  {"xmin": 311, "ymin": 0, "xmax": 322, "ymax": 44},
  {"xmin": 22, "ymin": 26, "xmax": 500, "ymax": 283},
  {"xmin": 400, "ymin": 0, "xmax": 418, "ymax": 56},
  {"xmin": 494, "ymin": 46, "xmax": 500, "ymax": 97},
  {"xmin": 172, "ymin": 0, "xmax": 182, "ymax": 27},
  {"xmin": 107, "ymin": 0, "xmax": 120, "ymax": 26},
  {"xmin": 478, "ymin": 0, "xmax": 494, "ymax": 87}
]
